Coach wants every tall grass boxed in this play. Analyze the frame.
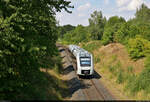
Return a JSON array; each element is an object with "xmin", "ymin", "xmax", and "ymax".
[
  {"xmin": 94, "ymin": 54, "xmax": 101, "ymax": 64},
  {"xmin": 125, "ymin": 56, "xmax": 150, "ymax": 95}
]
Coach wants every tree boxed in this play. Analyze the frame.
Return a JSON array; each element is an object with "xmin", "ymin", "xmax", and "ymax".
[
  {"xmin": 114, "ymin": 22, "xmax": 140, "ymax": 44},
  {"xmin": 58, "ymin": 24, "xmax": 75, "ymax": 38},
  {"xmin": 102, "ymin": 16, "xmax": 126, "ymax": 45},
  {"xmin": 0, "ymin": 0, "xmax": 72, "ymax": 99},
  {"xmin": 88, "ymin": 11, "xmax": 106, "ymax": 40},
  {"xmin": 63, "ymin": 25, "xmax": 89, "ymax": 44},
  {"xmin": 135, "ymin": 3, "xmax": 150, "ymax": 23}
]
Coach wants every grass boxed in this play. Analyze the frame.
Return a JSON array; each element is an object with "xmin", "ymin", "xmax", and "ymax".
[
  {"xmin": 91, "ymin": 42, "xmax": 150, "ymax": 99},
  {"xmin": 123, "ymin": 56, "xmax": 150, "ymax": 98},
  {"xmin": 94, "ymin": 54, "xmax": 101, "ymax": 64},
  {"xmin": 127, "ymin": 66, "xmax": 133, "ymax": 73},
  {"xmin": 107, "ymin": 55, "xmax": 150, "ymax": 99}
]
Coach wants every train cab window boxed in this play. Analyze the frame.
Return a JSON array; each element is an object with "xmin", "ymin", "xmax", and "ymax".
[{"xmin": 80, "ymin": 57, "xmax": 91, "ymax": 67}]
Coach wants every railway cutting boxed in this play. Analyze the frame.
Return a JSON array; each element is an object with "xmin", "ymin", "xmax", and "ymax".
[{"xmin": 56, "ymin": 43, "xmax": 116, "ymax": 100}]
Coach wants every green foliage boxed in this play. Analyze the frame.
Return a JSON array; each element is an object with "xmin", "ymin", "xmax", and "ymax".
[
  {"xmin": 102, "ymin": 16, "xmax": 126, "ymax": 45},
  {"xmin": 114, "ymin": 22, "xmax": 140, "ymax": 44},
  {"xmin": 135, "ymin": 3, "xmax": 150, "ymax": 24},
  {"xmin": 124, "ymin": 74, "xmax": 137, "ymax": 95},
  {"xmin": 111, "ymin": 55, "xmax": 117, "ymax": 62},
  {"xmin": 138, "ymin": 23, "xmax": 150, "ymax": 41},
  {"xmin": 127, "ymin": 35, "xmax": 150, "ymax": 59},
  {"xmin": 101, "ymin": 27, "xmax": 114, "ymax": 45},
  {"xmin": 0, "ymin": 0, "xmax": 72, "ymax": 100},
  {"xmin": 108, "ymin": 61, "xmax": 121, "ymax": 74},
  {"xmin": 127, "ymin": 66, "xmax": 133, "ymax": 73},
  {"xmin": 125, "ymin": 56, "xmax": 150, "ymax": 95},
  {"xmin": 63, "ymin": 25, "xmax": 89, "ymax": 44},
  {"xmin": 58, "ymin": 24, "xmax": 75, "ymax": 38},
  {"xmin": 108, "ymin": 65, "xmax": 116, "ymax": 73},
  {"xmin": 88, "ymin": 10, "xmax": 106, "ymax": 40},
  {"xmin": 94, "ymin": 55, "xmax": 101, "ymax": 64},
  {"xmin": 82, "ymin": 41, "xmax": 102, "ymax": 52},
  {"xmin": 116, "ymin": 69, "xmax": 124, "ymax": 84}
]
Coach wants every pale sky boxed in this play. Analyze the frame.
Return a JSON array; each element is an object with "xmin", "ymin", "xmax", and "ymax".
[{"xmin": 56, "ymin": 0, "xmax": 150, "ymax": 26}]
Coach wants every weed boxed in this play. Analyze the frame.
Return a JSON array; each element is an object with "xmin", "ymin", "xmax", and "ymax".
[
  {"xmin": 108, "ymin": 65, "xmax": 115, "ymax": 73},
  {"xmin": 111, "ymin": 55, "xmax": 117, "ymax": 63},
  {"xmin": 116, "ymin": 70, "xmax": 124, "ymax": 84},
  {"xmin": 125, "ymin": 56, "xmax": 150, "ymax": 96},
  {"xmin": 124, "ymin": 74, "xmax": 137, "ymax": 95},
  {"xmin": 94, "ymin": 54, "xmax": 101, "ymax": 64},
  {"xmin": 127, "ymin": 66, "xmax": 133, "ymax": 73}
]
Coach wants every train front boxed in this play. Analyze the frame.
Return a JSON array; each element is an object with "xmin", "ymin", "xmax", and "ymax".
[{"xmin": 77, "ymin": 51, "xmax": 94, "ymax": 76}]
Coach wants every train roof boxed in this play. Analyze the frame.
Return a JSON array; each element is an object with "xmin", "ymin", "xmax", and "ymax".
[{"xmin": 69, "ymin": 44, "xmax": 92, "ymax": 57}]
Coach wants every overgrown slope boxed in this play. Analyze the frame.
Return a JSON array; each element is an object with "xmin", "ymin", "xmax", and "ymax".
[{"xmin": 82, "ymin": 41, "xmax": 150, "ymax": 100}]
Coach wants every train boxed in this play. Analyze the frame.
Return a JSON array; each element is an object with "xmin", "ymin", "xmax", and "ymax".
[{"xmin": 68, "ymin": 45, "xmax": 94, "ymax": 76}]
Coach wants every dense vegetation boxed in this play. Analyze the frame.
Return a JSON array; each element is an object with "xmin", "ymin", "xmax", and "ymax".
[
  {"xmin": 0, "ymin": 0, "xmax": 72, "ymax": 100},
  {"xmin": 60, "ymin": 3, "xmax": 150, "ymax": 98},
  {"xmin": 1, "ymin": 0, "xmax": 150, "ymax": 99},
  {"xmin": 62, "ymin": 3, "xmax": 150, "ymax": 60}
]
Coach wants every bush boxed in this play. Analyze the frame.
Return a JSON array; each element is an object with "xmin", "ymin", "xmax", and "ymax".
[
  {"xmin": 114, "ymin": 23, "xmax": 139, "ymax": 45},
  {"xmin": 101, "ymin": 16, "xmax": 126, "ymax": 45},
  {"xmin": 102, "ymin": 27, "xmax": 114, "ymax": 45},
  {"xmin": 82, "ymin": 41, "xmax": 102, "ymax": 52},
  {"xmin": 127, "ymin": 35, "xmax": 150, "ymax": 59},
  {"xmin": 63, "ymin": 25, "xmax": 89, "ymax": 44}
]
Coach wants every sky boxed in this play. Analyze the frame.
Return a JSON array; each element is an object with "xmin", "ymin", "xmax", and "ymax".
[{"xmin": 56, "ymin": 0, "xmax": 150, "ymax": 26}]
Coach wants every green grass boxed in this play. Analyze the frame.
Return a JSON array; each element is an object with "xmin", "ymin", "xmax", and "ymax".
[
  {"xmin": 111, "ymin": 55, "xmax": 117, "ymax": 62},
  {"xmin": 124, "ymin": 56, "xmax": 150, "ymax": 96},
  {"xmin": 94, "ymin": 54, "xmax": 101, "ymax": 64},
  {"xmin": 127, "ymin": 66, "xmax": 133, "ymax": 73},
  {"xmin": 116, "ymin": 69, "xmax": 124, "ymax": 84}
]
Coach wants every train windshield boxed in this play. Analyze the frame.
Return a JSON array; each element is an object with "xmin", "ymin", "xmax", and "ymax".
[{"xmin": 80, "ymin": 57, "xmax": 91, "ymax": 67}]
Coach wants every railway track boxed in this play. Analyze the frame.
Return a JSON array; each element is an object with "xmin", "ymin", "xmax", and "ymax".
[
  {"xmin": 78, "ymin": 78, "xmax": 106, "ymax": 100},
  {"xmin": 56, "ymin": 43, "xmax": 115, "ymax": 100}
]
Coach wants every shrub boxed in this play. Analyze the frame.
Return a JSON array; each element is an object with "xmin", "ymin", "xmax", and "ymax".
[
  {"xmin": 63, "ymin": 25, "xmax": 89, "ymax": 44},
  {"xmin": 114, "ymin": 23, "xmax": 139, "ymax": 45},
  {"xmin": 82, "ymin": 41, "xmax": 102, "ymax": 52},
  {"xmin": 127, "ymin": 35, "xmax": 150, "ymax": 59}
]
